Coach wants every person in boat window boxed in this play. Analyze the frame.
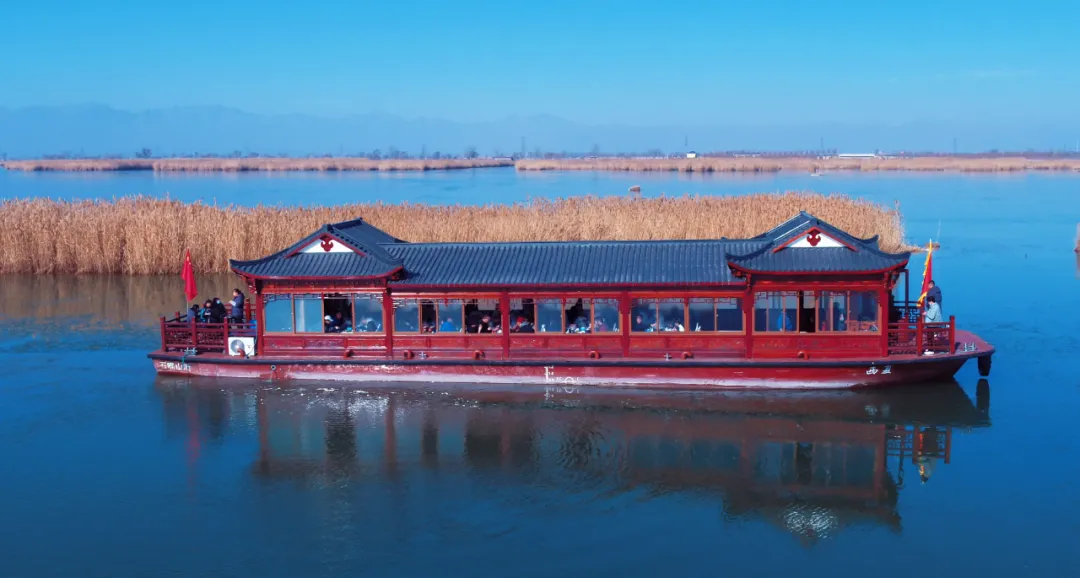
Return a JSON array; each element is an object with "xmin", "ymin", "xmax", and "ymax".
[
  {"xmin": 189, "ymin": 303, "xmax": 201, "ymax": 322},
  {"xmin": 512, "ymin": 316, "xmax": 534, "ymax": 333},
  {"xmin": 632, "ymin": 314, "xmax": 649, "ymax": 332},
  {"xmin": 230, "ymin": 289, "xmax": 245, "ymax": 322},
  {"xmin": 923, "ymin": 295, "xmax": 942, "ymax": 323},
  {"xmin": 568, "ymin": 316, "xmax": 590, "ymax": 333},
  {"xmin": 926, "ymin": 280, "xmax": 942, "ymax": 313},
  {"xmin": 439, "ymin": 316, "xmax": 459, "ymax": 332},
  {"xmin": 357, "ymin": 316, "xmax": 377, "ymax": 332},
  {"xmin": 775, "ymin": 310, "xmax": 794, "ymax": 331}
]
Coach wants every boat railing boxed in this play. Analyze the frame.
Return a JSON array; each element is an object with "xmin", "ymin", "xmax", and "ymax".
[
  {"xmin": 160, "ymin": 312, "xmax": 257, "ymax": 353},
  {"xmin": 887, "ymin": 315, "xmax": 955, "ymax": 356}
]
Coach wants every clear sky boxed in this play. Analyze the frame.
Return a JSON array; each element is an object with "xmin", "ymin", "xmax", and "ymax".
[{"xmin": 1, "ymin": 0, "xmax": 1077, "ymax": 126}]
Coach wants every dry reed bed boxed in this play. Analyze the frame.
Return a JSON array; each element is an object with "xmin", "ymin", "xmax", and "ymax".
[
  {"xmin": 0, "ymin": 193, "xmax": 907, "ymax": 275},
  {"xmin": 516, "ymin": 157, "xmax": 1080, "ymax": 173},
  {"xmin": 0, "ymin": 158, "xmax": 512, "ymax": 172}
]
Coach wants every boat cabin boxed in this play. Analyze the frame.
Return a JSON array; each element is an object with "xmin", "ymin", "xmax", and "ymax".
[{"xmin": 162, "ymin": 211, "xmax": 949, "ymax": 363}]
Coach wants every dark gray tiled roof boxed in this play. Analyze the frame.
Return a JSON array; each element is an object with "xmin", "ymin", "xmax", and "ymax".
[
  {"xmin": 728, "ymin": 246, "xmax": 907, "ymax": 273},
  {"xmin": 233, "ymin": 253, "xmax": 402, "ymax": 279},
  {"xmin": 385, "ymin": 241, "xmax": 767, "ymax": 287},
  {"xmin": 231, "ymin": 212, "xmax": 910, "ymax": 283}
]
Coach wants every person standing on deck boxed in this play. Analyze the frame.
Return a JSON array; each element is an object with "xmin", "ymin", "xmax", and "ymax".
[
  {"xmin": 926, "ymin": 280, "xmax": 942, "ymax": 314},
  {"xmin": 230, "ymin": 289, "xmax": 245, "ymax": 322},
  {"xmin": 923, "ymin": 296, "xmax": 942, "ymax": 323}
]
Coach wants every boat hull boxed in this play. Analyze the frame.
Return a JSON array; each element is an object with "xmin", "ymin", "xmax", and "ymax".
[{"xmin": 147, "ymin": 353, "xmax": 981, "ymax": 390}]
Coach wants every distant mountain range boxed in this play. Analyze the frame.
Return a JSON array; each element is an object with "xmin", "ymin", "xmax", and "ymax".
[{"xmin": 1, "ymin": 104, "xmax": 1078, "ymax": 158}]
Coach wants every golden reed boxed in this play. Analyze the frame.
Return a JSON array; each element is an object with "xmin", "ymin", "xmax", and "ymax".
[
  {"xmin": 0, "ymin": 193, "xmax": 908, "ymax": 275},
  {"xmin": 0, "ymin": 158, "xmax": 512, "ymax": 172},
  {"xmin": 516, "ymin": 157, "xmax": 1080, "ymax": 173}
]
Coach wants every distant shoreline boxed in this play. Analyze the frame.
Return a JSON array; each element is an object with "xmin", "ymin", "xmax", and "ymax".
[
  {"xmin": 0, "ymin": 158, "xmax": 513, "ymax": 172},
  {"xmin": 515, "ymin": 156, "xmax": 1080, "ymax": 173},
  {"xmin": 5, "ymin": 155, "xmax": 1080, "ymax": 174}
]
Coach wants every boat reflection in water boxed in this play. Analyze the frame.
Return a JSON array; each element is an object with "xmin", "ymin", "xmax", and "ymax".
[{"xmin": 156, "ymin": 379, "xmax": 991, "ymax": 543}]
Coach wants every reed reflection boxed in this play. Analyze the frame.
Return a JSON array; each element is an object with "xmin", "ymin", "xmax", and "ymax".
[{"xmin": 156, "ymin": 381, "xmax": 991, "ymax": 542}]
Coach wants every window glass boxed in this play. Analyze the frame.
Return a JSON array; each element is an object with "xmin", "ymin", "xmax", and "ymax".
[
  {"xmin": 716, "ymin": 297, "xmax": 743, "ymax": 331},
  {"xmin": 818, "ymin": 292, "xmax": 848, "ymax": 332},
  {"xmin": 353, "ymin": 294, "xmax": 383, "ymax": 332},
  {"xmin": 850, "ymin": 292, "xmax": 879, "ymax": 332},
  {"xmin": 509, "ymin": 298, "xmax": 536, "ymax": 333},
  {"xmin": 564, "ymin": 297, "xmax": 592, "ymax": 333},
  {"xmin": 592, "ymin": 299, "xmax": 620, "ymax": 333},
  {"xmin": 437, "ymin": 300, "xmax": 464, "ymax": 333},
  {"xmin": 420, "ymin": 300, "xmax": 437, "ymax": 333},
  {"xmin": 658, "ymin": 299, "xmax": 686, "ymax": 332},
  {"xmin": 464, "ymin": 298, "xmax": 501, "ymax": 333},
  {"xmin": 689, "ymin": 298, "xmax": 715, "ymax": 331},
  {"xmin": 293, "ymin": 295, "xmax": 324, "ymax": 333},
  {"xmin": 631, "ymin": 298, "xmax": 656, "ymax": 332},
  {"xmin": 536, "ymin": 298, "xmax": 562, "ymax": 332},
  {"xmin": 755, "ymin": 292, "xmax": 797, "ymax": 332},
  {"xmin": 264, "ymin": 295, "xmax": 293, "ymax": 332},
  {"xmin": 394, "ymin": 299, "xmax": 420, "ymax": 333}
]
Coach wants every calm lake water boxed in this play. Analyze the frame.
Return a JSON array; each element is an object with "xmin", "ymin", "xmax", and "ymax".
[{"xmin": 2, "ymin": 169, "xmax": 1080, "ymax": 576}]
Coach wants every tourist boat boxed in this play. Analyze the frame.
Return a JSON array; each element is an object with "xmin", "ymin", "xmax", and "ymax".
[{"xmin": 149, "ymin": 212, "xmax": 994, "ymax": 389}]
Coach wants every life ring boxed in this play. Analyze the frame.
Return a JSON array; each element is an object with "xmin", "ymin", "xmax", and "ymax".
[
  {"xmin": 797, "ymin": 350, "xmax": 810, "ymax": 360},
  {"xmin": 682, "ymin": 351, "xmax": 693, "ymax": 360},
  {"xmin": 473, "ymin": 350, "xmax": 484, "ymax": 360},
  {"xmin": 402, "ymin": 350, "xmax": 415, "ymax": 360},
  {"xmin": 270, "ymin": 364, "xmax": 277, "ymax": 371},
  {"xmin": 588, "ymin": 350, "xmax": 601, "ymax": 359}
]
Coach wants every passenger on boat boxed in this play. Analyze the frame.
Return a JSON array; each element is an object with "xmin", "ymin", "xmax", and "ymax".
[
  {"xmin": 211, "ymin": 298, "xmax": 227, "ymax": 323},
  {"xmin": 512, "ymin": 316, "xmax": 535, "ymax": 333},
  {"xmin": 775, "ymin": 311, "xmax": 794, "ymax": 331},
  {"xmin": 188, "ymin": 304, "xmax": 201, "ymax": 322},
  {"xmin": 923, "ymin": 296, "xmax": 942, "ymax": 323},
  {"xmin": 357, "ymin": 316, "xmax": 378, "ymax": 332},
  {"xmin": 927, "ymin": 280, "xmax": 942, "ymax": 312},
  {"xmin": 478, "ymin": 313, "xmax": 494, "ymax": 333},
  {"xmin": 568, "ymin": 317, "xmax": 590, "ymax": 333},
  {"xmin": 632, "ymin": 314, "xmax": 648, "ymax": 332},
  {"xmin": 230, "ymin": 289, "xmax": 245, "ymax": 322},
  {"xmin": 199, "ymin": 300, "xmax": 216, "ymax": 323},
  {"xmin": 439, "ymin": 316, "xmax": 460, "ymax": 332}
]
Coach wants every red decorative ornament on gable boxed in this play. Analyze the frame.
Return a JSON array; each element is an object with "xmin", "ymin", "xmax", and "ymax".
[
  {"xmin": 806, "ymin": 229, "xmax": 822, "ymax": 247},
  {"xmin": 320, "ymin": 236, "xmax": 335, "ymax": 252}
]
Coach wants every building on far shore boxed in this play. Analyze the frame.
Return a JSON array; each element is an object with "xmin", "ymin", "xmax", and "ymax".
[
  {"xmin": 836, "ymin": 153, "xmax": 879, "ymax": 159},
  {"xmin": 686, "ymin": 151, "xmax": 697, "ymax": 159}
]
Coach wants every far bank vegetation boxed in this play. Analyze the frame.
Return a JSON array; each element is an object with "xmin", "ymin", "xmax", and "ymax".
[
  {"xmin": 516, "ymin": 157, "xmax": 1080, "ymax": 173},
  {"xmin": 0, "ymin": 157, "xmax": 511, "ymax": 172},
  {"xmin": 1, "ymin": 193, "xmax": 908, "ymax": 275}
]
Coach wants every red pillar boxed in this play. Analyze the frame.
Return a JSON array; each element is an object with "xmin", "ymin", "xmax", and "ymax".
[
  {"xmin": 254, "ymin": 287, "xmax": 265, "ymax": 356},
  {"xmin": 500, "ymin": 292, "xmax": 510, "ymax": 360},
  {"xmin": 620, "ymin": 291, "xmax": 630, "ymax": 357},
  {"xmin": 743, "ymin": 277, "xmax": 754, "ymax": 359},
  {"xmin": 383, "ymin": 288, "xmax": 394, "ymax": 359}
]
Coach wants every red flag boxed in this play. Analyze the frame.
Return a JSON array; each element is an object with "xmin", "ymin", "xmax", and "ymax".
[
  {"xmin": 916, "ymin": 241, "xmax": 933, "ymax": 307},
  {"xmin": 181, "ymin": 250, "xmax": 198, "ymax": 303}
]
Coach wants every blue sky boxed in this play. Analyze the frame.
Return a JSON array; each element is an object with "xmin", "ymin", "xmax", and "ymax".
[{"xmin": 1, "ymin": 0, "xmax": 1077, "ymax": 126}]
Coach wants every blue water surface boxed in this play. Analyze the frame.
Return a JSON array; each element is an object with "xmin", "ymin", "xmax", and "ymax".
[{"xmin": 1, "ymin": 170, "xmax": 1079, "ymax": 577}]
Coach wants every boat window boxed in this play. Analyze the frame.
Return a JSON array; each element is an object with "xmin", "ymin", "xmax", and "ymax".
[
  {"xmin": 464, "ymin": 298, "xmax": 501, "ymax": 333},
  {"xmin": 393, "ymin": 299, "xmax": 420, "ymax": 333},
  {"xmin": 536, "ymin": 298, "xmax": 562, "ymax": 332},
  {"xmin": 716, "ymin": 297, "xmax": 743, "ymax": 331},
  {"xmin": 322, "ymin": 294, "xmax": 352, "ymax": 333},
  {"xmin": 564, "ymin": 298, "xmax": 591, "ymax": 333},
  {"xmin": 689, "ymin": 298, "xmax": 715, "ymax": 331},
  {"xmin": 436, "ymin": 299, "xmax": 464, "ymax": 333},
  {"xmin": 264, "ymin": 294, "xmax": 294, "ymax": 333},
  {"xmin": 850, "ymin": 292, "xmax": 879, "ymax": 331},
  {"xmin": 592, "ymin": 298, "xmax": 619, "ymax": 333},
  {"xmin": 817, "ymin": 291, "xmax": 878, "ymax": 332},
  {"xmin": 754, "ymin": 291, "xmax": 798, "ymax": 332},
  {"xmin": 631, "ymin": 298, "xmax": 657, "ymax": 332},
  {"xmin": 293, "ymin": 294, "xmax": 324, "ymax": 333},
  {"xmin": 658, "ymin": 299, "xmax": 686, "ymax": 332},
  {"xmin": 509, "ymin": 298, "xmax": 536, "ymax": 332},
  {"xmin": 420, "ymin": 300, "xmax": 438, "ymax": 332},
  {"xmin": 353, "ymin": 294, "xmax": 383, "ymax": 333}
]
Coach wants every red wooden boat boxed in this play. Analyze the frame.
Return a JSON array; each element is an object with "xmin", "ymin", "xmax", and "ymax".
[{"xmin": 149, "ymin": 211, "xmax": 994, "ymax": 389}]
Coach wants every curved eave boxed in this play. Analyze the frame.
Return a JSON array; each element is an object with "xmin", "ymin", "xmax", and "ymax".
[
  {"xmin": 726, "ymin": 259, "xmax": 910, "ymax": 277},
  {"xmin": 228, "ymin": 265, "xmax": 404, "ymax": 282},
  {"xmin": 386, "ymin": 280, "xmax": 747, "ymax": 292}
]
